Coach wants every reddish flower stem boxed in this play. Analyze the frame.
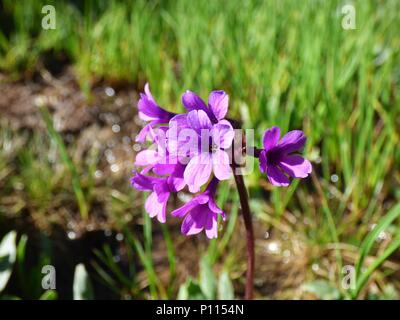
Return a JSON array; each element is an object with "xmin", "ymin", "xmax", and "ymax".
[{"xmin": 233, "ymin": 172, "xmax": 254, "ymax": 300}]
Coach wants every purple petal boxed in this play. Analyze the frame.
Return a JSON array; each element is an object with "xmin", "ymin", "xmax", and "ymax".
[
  {"xmin": 154, "ymin": 181, "xmax": 170, "ymax": 202},
  {"xmin": 136, "ymin": 124, "xmax": 151, "ymax": 143},
  {"xmin": 208, "ymin": 196, "xmax": 223, "ymax": 215},
  {"xmin": 211, "ymin": 123, "xmax": 234, "ymax": 149},
  {"xmin": 172, "ymin": 199, "xmax": 199, "ymax": 217},
  {"xmin": 208, "ymin": 90, "xmax": 229, "ymax": 121},
  {"xmin": 168, "ymin": 175, "xmax": 186, "ymax": 192},
  {"xmin": 212, "ymin": 149, "xmax": 232, "ymax": 181},
  {"xmin": 145, "ymin": 192, "xmax": 168, "ymax": 223},
  {"xmin": 182, "ymin": 91, "xmax": 208, "ymax": 112},
  {"xmin": 277, "ymin": 130, "xmax": 306, "ymax": 154},
  {"xmin": 187, "ymin": 110, "xmax": 212, "ymax": 133},
  {"xmin": 153, "ymin": 163, "xmax": 176, "ymax": 175},
  {"xmin": 130, "ymin": 172, "xmax": 154, "ymax": 191},
  {"xmin": 135, "ymin": 149, "xmax": 158, "ymax": 166},
  {"xmin": 181, "ymin": 206, "xmax": 207, "ymax": 235},
  {"xmin": 263, "ymin": 126, "xmax": 280, "ymax": 151},
  {"xmin": 184, "ymin": 153, "xmax": 212, "ymax": 193},
  {"xmin": 169, "ymin": 114, "xmax": 188, "ymax": 129},
  {"xmin": 279, "ymin": 155, "xmax": 312, "ymax": 178},
  {"xmin": 205, "ymin": 211, "xmax": 218, "ymax": 239},
  {"xmin": 259, "ymin": 150, "xmax": 268, "ymax": 173},
  {"xmin": 138, "ymin": 93, "xmax": 173, "ymax": 122},
  {"xmin": 144, "ymin": 83, "xmax": 155, "ymax": 103},
  {"xmin": 267, "ymin": 165, "xmax": 290, "ymax": 187}
]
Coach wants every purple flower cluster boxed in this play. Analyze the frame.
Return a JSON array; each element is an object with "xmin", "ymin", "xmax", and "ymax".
[{"xmin": 131, "ymin": 84, "xmax": 312, "ymax": 239}]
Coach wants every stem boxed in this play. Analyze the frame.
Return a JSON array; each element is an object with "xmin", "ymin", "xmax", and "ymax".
[{"xmin": 233, "ymin": 172, "xmax": 254, "ymax": 300}]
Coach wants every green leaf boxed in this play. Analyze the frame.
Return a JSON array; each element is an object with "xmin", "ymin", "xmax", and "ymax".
[
  {"xmin": 73, "ymin": 263, "xmax": 94, "ymax": 300},
  {"xmin": 0, "ymin": 231, "xmax": 17, "ymax": 293},
  {"xmin": 199, "ymin": 256, "xmax": 216, "ymax": 300},
  {"xmin": 40, "ymin": 290, "xmax": 58, "ymax": 300},
  {"xmin": 303, "ymin": 280, "xmax": 341, "ymax": 300},
  {"xmin": 177, "ymin": 278, "xmax": 205, "ymax": 300},
  {"xmin": 218, "ymin": 270, "xmax": 234, "ymax": 300}
]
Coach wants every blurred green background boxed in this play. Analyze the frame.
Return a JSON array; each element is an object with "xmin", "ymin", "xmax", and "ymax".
[{"xmin": 0, "ymin": 0, "xmax": 399, "ymax": 300}]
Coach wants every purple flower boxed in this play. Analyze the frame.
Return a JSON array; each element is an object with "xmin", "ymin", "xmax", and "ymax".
[
  {"xmin": 131, "ymin": 170, "xmax": 185, "ymax": 223},
  {"xmin": 171, "ymin": 178, "xmax": 224, "ymax": 239},
  {"xmin": 259, "ymin": 126, "xmax": 312, "ymax": 187},
  {"xmin": 182, "ymin": 90, "xmax": 229, "ymax": 123},
  {"xmin": 182, "ymin": 109, "xmax": 234, "ymax": 193},
  {"xmin": 136, "ymin": 83, "xmax": 176, "ymax": 142}
]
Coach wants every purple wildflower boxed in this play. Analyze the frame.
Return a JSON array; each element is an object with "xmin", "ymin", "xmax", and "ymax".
[
  {"xmin": 171, "ymin": 178, "xmax": 224, "ymax": 239},
  {"xmin": 131, "ymin": 169, "xmax": 185, "ymax": 223},
  {"xmin": 136, "ymin": 83, "xmax": 176, "ymax": 142},
  {"xmin": 182, "ymin": 90, "xmax": 229, "ymax": 123},
  {"xmin": 182, "ymin": 109, "xmax": 234, "ymax": 193},
  {"xmin": 259, "ymin": 126, "xmax": 312, "ymax": 186}
]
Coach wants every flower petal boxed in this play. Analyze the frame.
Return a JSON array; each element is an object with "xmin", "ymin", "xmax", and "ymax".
[
  {"xmin": 212, "ymin": 149, "xmax": 232, "ymax": 181},
  {"xmin": 267, "ymin": 165, "xmax": 290, "ymax": 187},
  {"xmin": 208, "ymin": 90, "xmax": 229, "ymax": 121},
  {"xmin": 138, "ymin": 92, "xmax": 173, "ymax": 122},
  {"xmin": 130, "ymin": 172, "xmax": 155, "ymax": 191},
  {"xmin": 184, "ymin": 153, "xmax": 212, "ymax": 193},
  {"xmin": 259, "ymin": 150, "xmax": 268, "ymax": 173},
  {"xmin": 211, "ymin": 123, "xmax": 234, "ymax": 149},
  {"xmin": 182, "ymin": 91, "xmax": 208, "ymax": 112},
  {"xmin": 277, "ymin": 130, "xmax": 306, "ymax": 154},
  {"xmin": 145, "ymin": 192, "xmax": 168, "ymax": 223},
  {"xmin": 144, "ymin": 83, "xmax": 155, "ymax": 103},
  {"xmin": 279, "ymin": 155, "xmax": 312, "ymax": 178},
  {"xmin": 187, "ymin": 109, "xmax": 212, "ymax": 133},
  {"xmin": 263, "ymin": 126, "xmax": 280, "ymax": 151},
  {"xmin": 181, "ymin": 206, "xmax": 207, "ymax": 235},
  {"xmin": 208, "ymin": 196, "xmax": 223, "ymax": 215},
  {"xmin": 135, "ymin": 149, "xmax": 158, "ymax": 166},
  {"xmin": 205, "ymin": 211, "xmax": 218, "ymax": 239},
  {"xmin": 172, "ymin": 199, "xmax": 199, "ymax": 218}
]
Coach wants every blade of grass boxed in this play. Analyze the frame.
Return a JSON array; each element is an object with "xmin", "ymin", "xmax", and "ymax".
[
  {"xmin": 354, "ymin": 234, "xmax": 400, "ymax": 298},
  {"xmin": 353, "ymin": 203, "xmax": 400, "ymax": 298},
  {"xmin": 160, "ymin": 223, "xmax": 176, "ymax": 298},
  {"xmin": 39, "ymin": 106, "xmax": 89, "ymax": 219}
]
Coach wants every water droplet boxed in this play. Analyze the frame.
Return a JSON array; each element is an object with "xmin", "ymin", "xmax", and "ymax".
[
  {"xmin": 104, "ymin": 229, "xmax": 112, "ymax": 237},
  {"xmin": 133, "ymin": 143, "xmax": 141, "ymax": 152},
  {"xmin": 113, "ymin": 255, "xmax": 121, "ymax": 263},
  {"xmin": 116, "ymin": 233, "xmax": 124, "ymax": 241},
  {"xmin": 330, "ymin": 174, "xmax": 339, "ymax": 183},
  {"xmin": 312, "ymin": 263, "xmax": 320, "ymax": 272},
  {"xmin": 110, "ymin": 164, "xmax": 120, "ymax": 173},
  {"xmin": 105, "ymin": 87, "xmax": 115, "ymax": 97},
  {"xmin": 266, "ymin": 241, "xmax": 280, "ymax": 254},
  {"xmin": 94, "ymin": 170, "xmax": 103, "ymax": 179},
  {"xmin": 112, "ymin": 124, "xmax": 121, "ymax": 133},
  {"xmin": 67, "ymin": 231, "xmax": 76, "ymax": 240},
  {"xmin": 264, "ymin": 231, "xmax": 270, "ymax": 239}
]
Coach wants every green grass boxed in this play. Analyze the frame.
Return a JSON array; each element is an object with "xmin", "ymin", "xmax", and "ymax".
[{"xmin": 1, "ymin": 0, "xmax": 400, "ymax": 299}]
